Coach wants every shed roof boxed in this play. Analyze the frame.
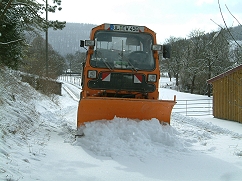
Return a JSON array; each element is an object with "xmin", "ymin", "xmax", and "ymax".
[{"xmin": 207, "ymin": 64, "xmax": 242, "ymax": 84}]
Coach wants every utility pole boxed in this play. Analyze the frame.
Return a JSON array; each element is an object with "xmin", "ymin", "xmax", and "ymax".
[
  {"xmin": 45, "ymin": 0, "xmax": 49, "ymax": 77},
  {"xmin": 208, "ymin": 59, "xmax": 211, "ymax": 97}
]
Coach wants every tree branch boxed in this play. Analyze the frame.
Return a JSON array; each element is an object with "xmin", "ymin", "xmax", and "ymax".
[
  {"xmin": 225, "ymin": 4, "xmax": 242, "ymax": 26},
  {"xmin": 0, "ymin": 39, "xmax": 23, "ymax": 45},
  {"xmin": 218, "ymin": 0, "xmax": 241, "ymax": 48}
]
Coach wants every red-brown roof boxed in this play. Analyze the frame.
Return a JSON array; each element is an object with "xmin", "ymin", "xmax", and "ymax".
[{"xmin": 207, "ymin": 64, "xmax": 242, "ymax": 84}]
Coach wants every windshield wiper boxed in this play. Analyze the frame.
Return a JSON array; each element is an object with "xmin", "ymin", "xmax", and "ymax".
[
  {"xmin": 121, "ymin": 53, "xmax": 137, "ymax": 72},
  {"xmin": 95, "ymin": 51, "xmax": 113, "ymax": 70}
]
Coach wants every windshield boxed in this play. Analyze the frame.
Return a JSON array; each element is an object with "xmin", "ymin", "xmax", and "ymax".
[{"xmin": 90, "ymin": 31, "xmax": 155, "ymax": 70}]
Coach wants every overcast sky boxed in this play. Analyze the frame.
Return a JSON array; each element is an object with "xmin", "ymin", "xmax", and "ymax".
[{"xmin": 49, "ymin": 0, "xmax": 242, "ymax": 43}]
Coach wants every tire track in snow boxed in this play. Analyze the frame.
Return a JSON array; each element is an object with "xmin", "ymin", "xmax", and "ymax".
[{"xmin": 62, "ymin": 85, "xmax": 79, "ymax": 101}]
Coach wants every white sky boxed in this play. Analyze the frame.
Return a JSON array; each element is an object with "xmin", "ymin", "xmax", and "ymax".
[{"xmin": 48, "ymin": 0, "xmax": 242, "ymax": 43}]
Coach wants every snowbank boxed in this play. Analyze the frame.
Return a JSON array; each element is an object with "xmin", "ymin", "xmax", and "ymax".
[{"xmin": 75, "ymin": 117, "xmax": 187, "ymax": 157}]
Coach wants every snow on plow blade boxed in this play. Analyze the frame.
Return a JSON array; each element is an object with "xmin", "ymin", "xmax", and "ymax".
[{"xmin": 77, "ymin": 97, "xmax": 176, "ymax": 128}]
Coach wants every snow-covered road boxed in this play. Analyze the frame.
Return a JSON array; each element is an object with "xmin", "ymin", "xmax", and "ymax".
[{"xmin": 1, "ymin": 68, "xmax": 242, "ymax": 181}]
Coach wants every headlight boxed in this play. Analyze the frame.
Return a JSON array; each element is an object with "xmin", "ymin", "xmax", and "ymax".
[
  {"xmin": 148, "ymin": 74, "xmax": 157, "ymax": 82},
  {"xmin": 88, "ymin": 70, "xmax": 97, "ymax": 78}
]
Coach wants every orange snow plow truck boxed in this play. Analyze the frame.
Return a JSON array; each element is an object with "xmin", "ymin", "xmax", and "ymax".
[{"xmin": 77, "ymin": 23, "xmax": 176, "ymax": 132}]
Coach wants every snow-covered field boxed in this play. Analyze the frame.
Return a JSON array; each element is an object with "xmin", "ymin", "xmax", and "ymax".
[{"xmin": 1, "ymin": 67, "xmax": 242, "ymax": 181}]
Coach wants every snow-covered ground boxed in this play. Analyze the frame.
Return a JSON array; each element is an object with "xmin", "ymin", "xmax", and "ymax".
[{"xmin": 1, "ymin": 67, "xmax": 242, "ymax": 181}]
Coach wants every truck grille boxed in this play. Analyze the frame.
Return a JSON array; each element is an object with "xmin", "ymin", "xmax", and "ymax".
[{"xmin": 88, "ymin": 72, "xmax": 155, "ymax": 93}]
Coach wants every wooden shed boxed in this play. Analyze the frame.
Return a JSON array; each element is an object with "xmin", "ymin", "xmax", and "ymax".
[{"xmin": 207, "ymin": 64, "xmax": 242, "ymax": 123}]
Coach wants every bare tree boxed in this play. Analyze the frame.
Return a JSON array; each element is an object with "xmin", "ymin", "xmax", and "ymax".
[
  {"xmin": 22, "ymin": 35, "xmax": 65, "ymax": 79},
  {"xmin": 164, "ymin": 37, "xmax": 188, "ymax": 90}
]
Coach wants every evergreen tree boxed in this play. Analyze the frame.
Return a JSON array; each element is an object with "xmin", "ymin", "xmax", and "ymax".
[{"xmin": 0, "ymin": 0, "xmax": 66, "ymax": 69}]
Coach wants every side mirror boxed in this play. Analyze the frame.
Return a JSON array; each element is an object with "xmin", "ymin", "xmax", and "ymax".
[
  {"xmin": 163, "ymin": 44, "xmax": 171, "ymax": 58},
  {"xmin": 152, "ymin": 44, "xmax": 162, "ymax": 51},
  {"xmin": 80, "ymin": 40, "xmax": 95, "ymax": 48},
  {"xmin": 80, "ymin": 40, "xmax": 85, "ymax": 47}
]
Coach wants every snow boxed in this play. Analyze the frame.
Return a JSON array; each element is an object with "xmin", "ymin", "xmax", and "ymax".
[{"xmin": 1, "ymin": 67, "xmax": 242, "ymax": 181}]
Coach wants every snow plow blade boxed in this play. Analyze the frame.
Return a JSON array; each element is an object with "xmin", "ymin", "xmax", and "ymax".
[{"xmin": 77, "ymin": 97, "xmax": 176, "ymax": 128}]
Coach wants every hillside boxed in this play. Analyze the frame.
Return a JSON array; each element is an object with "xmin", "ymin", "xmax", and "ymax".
[
  {"xmin": 47, "ymin": 23, "xmax": 96, "ymax": 56},
  {"xmin": 229, "ymin": 25, "xmax": 242, "ymax": 40}
]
